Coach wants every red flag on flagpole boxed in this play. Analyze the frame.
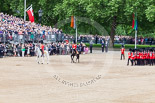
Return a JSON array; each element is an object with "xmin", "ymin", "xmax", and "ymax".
[
  {"xmin": 27, "ymin": 7, "xmax": 34, "ymax": 23},
  {"xmin": 132, "ymin": 13, "xmax": 135, "ymax": 29}
]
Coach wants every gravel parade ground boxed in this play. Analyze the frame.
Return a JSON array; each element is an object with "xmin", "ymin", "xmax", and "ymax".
[{"xmin": 0, "ymin": 51, "xmax": 155, "ymax": 103}]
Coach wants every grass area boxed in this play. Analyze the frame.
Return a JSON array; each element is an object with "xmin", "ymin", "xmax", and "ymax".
[{"xmin": 84, "ymin": 43, "xmax": 155, "ymax": 48}]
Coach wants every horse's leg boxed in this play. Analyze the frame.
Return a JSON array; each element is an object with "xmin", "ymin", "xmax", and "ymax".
[
  {"xmin": 71, "ymin": 55, "xmax": 73, "ymax": 63},
  {"xmin": 78, "ymin": 58, "xmax": 79, "ymax": 63},
  {"xmin": 45, "ymin": 53, "xmax": 49, "ymax": 64},
  {"xmin": 39, "ymin": 54, "xmax": 42, "ymax": 64},
  {"xmin": 72, "ymin": 56, "xmax": 75, "ymax": 63},
  {"xmin": 42, "ymin": 54, "xmax": 44, "ymax": 64},
  {"xmin": 37, "ymin": 55, "xmax": 40, "ymax": 64},
  {"xmin": 36, "ymin": 55, "xmax": 37, "ymax": 63},
  {"xmin": 39, "ymin": 52, "xmax": 43, "ymax": 64},
  {"xmin": 76, "ymin": 57, "xmax": 77, "ymax": 63},
  {"xmin": 71, "ymin": 55, "xmax": 74, "ymax": 63},
  {"xmin": 47, "ymin": 53, "xmax": 49, "ymax": 64},
  {"xmin": 78, "ymin": 55, "xmax": 80, "ymax": 63}
]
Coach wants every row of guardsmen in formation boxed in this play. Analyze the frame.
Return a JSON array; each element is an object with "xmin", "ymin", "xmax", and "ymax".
[{"xmin": 126, "ymin": 47, "xmax": 155, "ymax": 66}]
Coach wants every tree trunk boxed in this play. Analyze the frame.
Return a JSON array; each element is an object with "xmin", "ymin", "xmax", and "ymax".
[{"xmin": 110, "ymin": 16, "xmax": 117, "ymax": 47}]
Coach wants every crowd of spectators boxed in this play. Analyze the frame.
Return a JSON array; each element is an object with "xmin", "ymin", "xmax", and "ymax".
[
  {"xmin": 0, "ymin": 42, "xmax": 89, "ymax": 58},
  {"xmin": 77, "ymin": 35, "xmax": 154, "ymax": 45},
  {"xmin": 115, "ymin": 36, "xmax": 154, "ymax": 45},
  {"xmin": 0, "ymin": 12, "xmax": 154, "ymax": 45},
  {"xmin": 0, "ymin": 12, "xmax": 66, "ymax": 43},
  {"xmin": 0, "ymin": 12, "xmax": 110, "ymax": 45},
  {"xmin": 78, "ymin": 35, "xmax": 110, "ymax": 44}
]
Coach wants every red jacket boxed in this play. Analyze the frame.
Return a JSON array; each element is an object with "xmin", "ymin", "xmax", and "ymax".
[
  {"xmin": 150, "ymin": 53, "xmax": 154, "ymax": 59},
  {"xmin": 143, "ymin": 53, "xmax": 147, "ymax": 59},
  {"xmin": 146, "ymin": 53, "xmax": 150, "ymax": 59},
  {"xmin": 140, "ymin": 53, "xmax": 143, "ymax": 59},
  {"xmin": 121, "ymin": 48, "xmax": 125, "ymax": 54},
  {"xmin": 72, "ymin": 44, "xmax": 77, "ymax": 50},
  {"xmin": 128, "ymin": 52, "xmax": 131, "ymax": 59},
  {"xmin": 131, "ymin": 53, "xmax": 135, "ymax": 60},
  {"xmin": 136, "ymin": 52, "xmax": 140, "ymax": 59},
  {"xmin": 41, "ymin": 44, "xmax": 44, "ymax": 53}
]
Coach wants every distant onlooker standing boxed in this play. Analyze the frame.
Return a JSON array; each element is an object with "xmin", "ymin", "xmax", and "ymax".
[
  {"xmin": 101, "ymin": 40, "xmax": 105, "ymax": 52},
  {"xmin": 105, "ymin": 41, "xmax": 108, "ymax": 52},
  {"xmin": 89, "ymin": 40, "xmax": 93, "ymax": 53}
]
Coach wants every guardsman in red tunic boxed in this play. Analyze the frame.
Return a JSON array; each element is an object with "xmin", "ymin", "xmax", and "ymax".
[
  {"xmin": 130, "ymin": 50, "xmax": 135, "ymax": 66},
  {"xmin": 72, "ymin": 43, "xmax": 77, "ymax": 53},
  {"xmin": 143, "ymin": 51, "xmax": 147, "ymax": 65},
  {"xmin": 136, "ymin": 50, "xmax": 140, "ymax": 65},
  {"xmin": 127, "ymin": 49, "xmax": 132, "ymax": 66},
  {"xmin": 153, "ymin": 48, "xmax": 155, "ymax": 65},
  {"xmin": 146, "ymin": 51, "xmax": 150, "ymax": 65},
  {"xmin": 134, "ymin": 50, "xmax": 137, "ymax": 65},
  {"xmin": 40, "ymin": 43, "xmax": 44, "ymax": 57},
  {"xmin": 72, "ymin": 43, "xmax": 77, "ymax": 50},
  {"xmin": 150, "ymin": 50, "xmax": 154, "ymax": 66},
  {"xmin": 120, "ymin": 45, "xmax": 125, "ymax": 60},
  {"xmin": 139, "ymin": 51, "xmax": 143, "ymax": 65}
]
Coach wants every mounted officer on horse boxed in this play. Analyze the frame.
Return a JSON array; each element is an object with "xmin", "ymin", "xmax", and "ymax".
[{"xmin": 71, "ymin": 42, "xmax": 79, "ymax": 63}]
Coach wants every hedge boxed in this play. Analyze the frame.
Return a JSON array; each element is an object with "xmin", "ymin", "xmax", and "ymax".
[{"xmin": 83, "ymin": 43, "xmax": 155, "ymax": 48}]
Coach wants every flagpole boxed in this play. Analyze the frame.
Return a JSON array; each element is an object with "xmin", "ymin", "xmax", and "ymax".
[
  {"xmin": 26, "ymin": 4, "xmax": 32, "ymax": 12},
  {"xmin": 24, "ymin": 0, "xmax": 26, "ymax": 21},
  {"xmin": 76, "ymin": 26, "xmax": 77, "ymax": 44},
  {"xmin": 75, "ymin": 16, "xmax": 77, "ymax": 44},
  {"xmin": 135, "ymin": 8, "xmax": 137, "ymax": 49},
  {"xmin": 135, "ymin": 30, "xmax": 137, "ymax": 49}
]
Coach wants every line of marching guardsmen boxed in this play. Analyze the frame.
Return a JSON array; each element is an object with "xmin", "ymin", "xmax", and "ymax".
[{"xmin": 127, "ymin": 48, "xmax": 155, "ymax": 66}]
